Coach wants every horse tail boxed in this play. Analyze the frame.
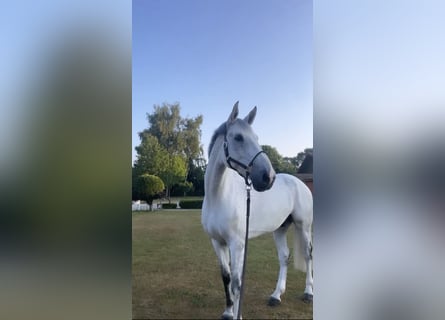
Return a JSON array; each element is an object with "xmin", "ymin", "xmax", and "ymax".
[
  {"xmin": 291, "ymin": 178, "xmax": 313, "ymax": 273},
  {"xmin": 292, "ymin": 223, "xmax": 307, "ymax": 272}
]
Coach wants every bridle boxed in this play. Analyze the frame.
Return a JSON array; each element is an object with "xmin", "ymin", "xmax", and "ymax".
[{"xmin": 223, "ymin": 134, "xmax": 265, "ymax": 186}]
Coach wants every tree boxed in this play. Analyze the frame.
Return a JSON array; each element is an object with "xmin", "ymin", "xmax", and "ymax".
[
  {"xmin": 134, "ymin": 102, "xmax": 204, "ymax": 201},
  {"xmin": 133, "ymin": 174, "xmax": 164, "ymax": 210},
  {"xmin": 261, "ymin": 145, "xmax": 295, "ymax": 174},
  {"xmin": 133, "ymin": 137, "xmax": 187, "ymax": 203},
  {"xmin": 295, "ymin": 148, "xmax": 313, "ymax": 169},
  {"xmin": 158, "ymin": 154, "xmax": 187, "ymax": 202},
  {"xmin": 186, "ymin": 157, "xmax": 206, "ymax": 196},
  {"xmin": 141, "ymin": 102, "xmax": 203, "ymax": 169},
  {"xmin": 261, "ymin": 145, "xmax": 313, "ymax": 174},
  {"xmin": 133, "ymin": 133, "xmax": 168, "ymax": 178},
  {"xmin": 171, "ymin": 181, "xmax": 193, "ymax": 197}
]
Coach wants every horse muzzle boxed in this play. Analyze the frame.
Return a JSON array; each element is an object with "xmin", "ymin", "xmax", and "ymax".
[{"xmin": 251, "ymin": 169, "xmax": 276, "ymax": 192}]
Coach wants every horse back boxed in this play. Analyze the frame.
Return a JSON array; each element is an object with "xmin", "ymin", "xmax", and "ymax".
[{"xmin": 248, "ymin": 173, "xmax": 312, "ymax": 237}]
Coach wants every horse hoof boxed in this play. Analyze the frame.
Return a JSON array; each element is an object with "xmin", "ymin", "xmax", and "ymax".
[
  {"xmin": 221, "ymin": 314, "xmax": 233, "ymax": 320},
  {"xmin": 268, "ymin": 297, "xmax": 281, "ymax": 307},
  {"xmin": 301, "ymin": 293, "xmax": 313, "ymax": 304}
]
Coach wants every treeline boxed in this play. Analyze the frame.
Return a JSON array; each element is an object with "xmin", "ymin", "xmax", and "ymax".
[
  {"xmin": 262, "ymin": 145, "xmax": 313, "ymax": 175},
  {"xmin": 132, "ymin": 102, "xmax": 312, "ymax": 206}
]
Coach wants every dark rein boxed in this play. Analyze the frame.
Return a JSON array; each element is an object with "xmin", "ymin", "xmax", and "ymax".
[{"xmin": 223, "ymin": 134, "xmax": 264, "ymax": 319}]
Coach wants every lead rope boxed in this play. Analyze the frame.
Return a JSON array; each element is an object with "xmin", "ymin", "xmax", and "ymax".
[{"xmin": 236, "ymin": 177, "xmax": 251, "ymax": 320}]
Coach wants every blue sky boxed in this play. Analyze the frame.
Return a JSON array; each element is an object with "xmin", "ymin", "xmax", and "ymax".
[{"xmin": 132, "ymin": 0, "xmax": 312, "ymax": 163}]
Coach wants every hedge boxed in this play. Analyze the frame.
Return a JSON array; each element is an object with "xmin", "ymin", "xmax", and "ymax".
[
  {"xmin": 179, "ymin": 200, "xmax": 203, "ymax": 209},
  {"xmin": 162, "ymin": 203, "xmax": 178, "ymax": 209}
]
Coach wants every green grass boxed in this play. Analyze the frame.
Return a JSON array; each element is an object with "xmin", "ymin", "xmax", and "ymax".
[{"xmin": 132, "ymin": 210, "xmax": 312, "ymax": 319}]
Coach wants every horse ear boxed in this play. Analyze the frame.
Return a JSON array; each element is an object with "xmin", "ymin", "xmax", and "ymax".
[
  {"xmin": 244, "ymin": 106, "xmax": 257, "ymax": 125},
  {"xmin": 227, "ymin": 101, "xmax": 239, "ymax": 124}
]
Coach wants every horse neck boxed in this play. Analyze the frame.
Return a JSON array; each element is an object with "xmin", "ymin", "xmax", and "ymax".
[{"xmin": 205, "ymin": 136, "xmax": 231, "ymax": 199}]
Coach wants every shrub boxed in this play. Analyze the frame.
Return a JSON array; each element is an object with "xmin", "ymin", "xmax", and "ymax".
[
  {"xmin": 162, "ymin": 203, "xmax": 178, "ymax": 209},
  {"xmin": 179, "ymin": 200, "xmax": 203, "ymax": 209}
]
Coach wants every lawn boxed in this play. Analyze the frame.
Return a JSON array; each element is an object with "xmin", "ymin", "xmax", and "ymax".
[{"xmin": 132, "ymin": 210, "xmax": 313, "ymax": 319}]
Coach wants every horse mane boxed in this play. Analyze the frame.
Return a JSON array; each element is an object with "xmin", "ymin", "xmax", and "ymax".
[{"xmin": 208, "ymin": 122, "xmax": 227, "ymax": 158}]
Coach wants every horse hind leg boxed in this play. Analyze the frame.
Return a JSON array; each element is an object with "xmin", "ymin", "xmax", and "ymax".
[
  {"xmin": 268, "ymin": 217, "xmax": 292, "ymax": 306},
  {"xmin": 291, "ymin": 217, "xmax": 313, "ymax": 303},
  {"xmin": 301, "ymin": 222, "xmax": 313, "ymax": 303},
  {"xmin": 211, "ymin": 239, "xmax": 234, "ymax": 319}
]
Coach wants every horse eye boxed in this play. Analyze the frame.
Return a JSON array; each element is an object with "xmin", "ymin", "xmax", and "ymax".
[{"xmin": 234, "ymin": 134, "xmax": 243, "ymax": 142}]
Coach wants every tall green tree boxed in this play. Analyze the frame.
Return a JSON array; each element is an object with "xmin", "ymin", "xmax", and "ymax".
[
  {"xmin": 141, "ymin": 102, "xmax": 203, "ymax": 169},
  {"xmin": 134, "ymin": 102, "xmax": 203, "ymax": 202}
]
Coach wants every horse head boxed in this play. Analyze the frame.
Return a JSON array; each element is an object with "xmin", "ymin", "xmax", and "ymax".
[{"xmin": 224, "ymin": 101, "xmax": 276, "ymax": 192}]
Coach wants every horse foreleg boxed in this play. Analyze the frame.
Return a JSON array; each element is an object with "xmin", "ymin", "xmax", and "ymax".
[
  {"xmin": 302, "ymin": 223, "xmax": 313, "ymax": 303},
  {"xmin": 211, "ymin": 239, "xmax": 234, "ymax": 319},
  {"xmin": 229, "ymin": 240, "xmax": 244, "ymax": 320},
  {"xmin": 268, "ymin": 224, "xmax": 291, "ymax": 306}
]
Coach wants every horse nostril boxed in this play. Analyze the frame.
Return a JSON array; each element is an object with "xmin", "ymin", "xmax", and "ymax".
[{"xmin": 262, "ymin": 172, "xmax": 271, "ymax": 184}]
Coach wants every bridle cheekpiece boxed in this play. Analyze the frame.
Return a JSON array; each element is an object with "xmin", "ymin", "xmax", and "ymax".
[{"xmin": 223, "ymin": 134, "xmax": 265, "ymax": 186}]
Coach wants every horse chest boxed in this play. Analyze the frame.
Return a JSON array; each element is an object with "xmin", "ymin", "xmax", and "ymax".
[{"xmin": 202, "ymin": 201, "xmax": 244, "ymax": 242}]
